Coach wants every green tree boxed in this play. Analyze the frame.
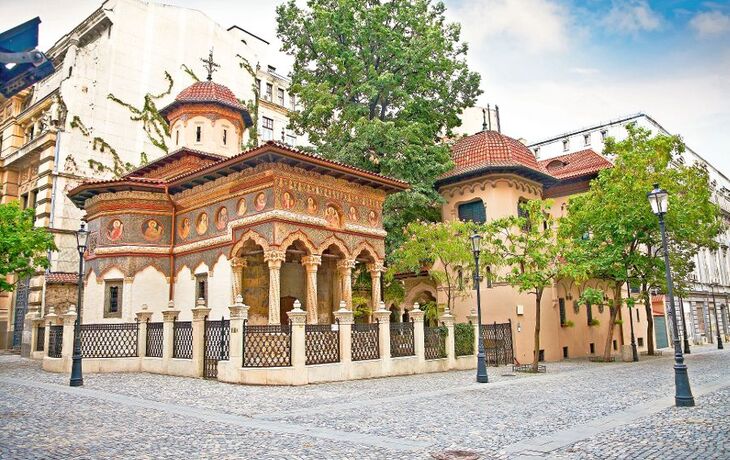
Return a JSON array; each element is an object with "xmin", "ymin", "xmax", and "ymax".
[
  {"xmin": 560, "ymin": 125, "xmax": 720, "ymax": 359},
  {"xmin": 0, "ymin": 203, "xmax": 56, "ymax": 292},
  {"xmin": 492, "ymin": 200, "xmax": 563, "ymax": 372},
  {"xmin": 276, "ymin": 0, "xmax": 482, "ymax": 252},
  {"xmin": 387, "ymin": 219, "xmax": 480, "ymax": 315}
]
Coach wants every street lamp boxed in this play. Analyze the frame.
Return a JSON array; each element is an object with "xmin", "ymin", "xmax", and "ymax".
[
  {"xmin": 709, "ymin": 282, "xmax": 724, "ymax": 350},
  {"xmin": 678, "ymin": 297, "xmax": 691, "ymax": 354},
  {"xmin": 470, "ymin": 233, "xmax": 488, "ymax": 383},
  {"xmin": 626, "ymin": 279, "xmax": 639, "ymax": 362},
  {"xmin": 70, "ymin": 220, "xmax": 89, "ymax": 387},
  {"xmin": 647, "ymin": 184, "xmax": 694, "ymax": 407}
]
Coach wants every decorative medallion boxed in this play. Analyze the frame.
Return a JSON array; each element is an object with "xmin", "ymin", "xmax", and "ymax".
[
  {"xmin": 306, "ymin": 196, "xmax": 318, "ymax": 215},
  {"xmin": 325, "ymin": 205, "xmax": 341, "ymax": 228},
  {"xmin": 254, "ymin": 192, "xmax": 267, "ymax": 211},
  {"xmin": 106, "ymin": 219, "xmax": 124, "ymax": 241},
  {"xmin": 142, "ymin": 219, "xmax": 164, "ymax": 242},
  {"xmin": 216, "ymin": 206, "xmax": 229, "ymax": 230},
  {"xmin": 348, "ymin": 206, "xmax": 359, "ymax": 222},
  {"xmin": 282, "ymin": 190, "xmax": 295, "ymax": 210},
  {"xmin": 236, "ymin": 198, "xmax": 247, "ymax": 216},
  {"xmin": 178, "ymin": 217, "xmax": 191, "ymax": 240},
  {"xmin": 196, "ymin": 212, "xmax": 209, "ymax": 235},
  {"xmin": 368, "ymin": 210, "xmax": 378, "ymax": 226}
]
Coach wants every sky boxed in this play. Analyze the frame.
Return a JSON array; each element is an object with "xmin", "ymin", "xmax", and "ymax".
[{"xmin": 2, "ymin": 0, "xmax": 729, "ymax": 174}]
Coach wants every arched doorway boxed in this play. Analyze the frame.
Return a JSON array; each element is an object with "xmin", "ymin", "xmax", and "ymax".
[
  {"xmin": 320, "ymin": 243, "xmax": 347, "ymax": 323},
  {"xmin": 233, "ymin": 239, "xmax": 269, "ymax": 325},
  {"xmin": 280, "ymin": 239, "xmax": 314, "ymax": 325}
]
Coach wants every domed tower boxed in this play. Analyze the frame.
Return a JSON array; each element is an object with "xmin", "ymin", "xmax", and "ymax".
[{"xmin": 160, "ymin": 60, "xmax": 252, "ymax": 156}]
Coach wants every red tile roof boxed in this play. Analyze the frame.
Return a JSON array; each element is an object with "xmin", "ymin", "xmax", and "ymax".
[
  {"xmin": 442, "ymin": 130, "xmax": 545, "ymax": 179},
  {"xmin": 45, "ymin": 272, "xmax": 79, "ymax": 284},
  {"xmin": 175, "ymin": 81, "xmax": 245, "ymax": 112},
  {"xmin": 538, "ymin": 149, "xmax": 612, "ymax": 180}
]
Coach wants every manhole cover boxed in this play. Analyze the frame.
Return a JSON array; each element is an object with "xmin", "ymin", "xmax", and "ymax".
[{"xmin": 430, "ymin": 450, "xmax": 480, "ymax": 460}]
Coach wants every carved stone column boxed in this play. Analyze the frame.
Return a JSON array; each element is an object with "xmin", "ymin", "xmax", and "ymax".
[
  {"xmin": 264, "ymin": 250, "xmax": 286, "ymax": 325},
  {"xmin": 337, "ymin": 259, "xmax": 356, "ymax": 310},
  {"xmin": 230, "ymin": 258, "xmax": 247, "ymax": 302},
  {"xmin": 367, "ymin": 262, "xmax": 385, "ymax": 310},
  {"xmin": 301, "ymin": 255, "xmax": 322, "ymax": 324}
]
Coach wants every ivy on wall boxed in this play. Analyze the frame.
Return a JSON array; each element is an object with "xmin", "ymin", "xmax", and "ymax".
[
  {"xmin": 181, "ymin": 64, "xmax": 200, "ymax": 82},
  {"xmin": 237, "ymin": 54, "xmax": 259, "ymax": 149}
]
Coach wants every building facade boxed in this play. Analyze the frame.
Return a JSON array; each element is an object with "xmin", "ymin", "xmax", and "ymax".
[
  {"xmin": 529, "ymin": 113, "xmax": 730, "ymax": 347},
  {"xmin": 0, "ymin": 0, "xmax": 304, "ymax": 351}
]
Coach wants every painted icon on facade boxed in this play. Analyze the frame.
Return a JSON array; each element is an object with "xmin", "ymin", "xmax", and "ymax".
[
  {"xmin": 348, "ymin": 206, "xmax": 358, "ymax": 222},
  {"xmin": 282, "ymin": 191, "xmax": 295, "ymax": 210},
  {"xmin": 196, "ymin": 212, "xmax": 209, "ymax": 235},
  {"xmin": 106, "ymin": 219, "xmax": 124, "ymax": 241},
  {"xmin": 368, "ymin": 210, "xmax": 378, "ymax": 226},
  {"xmin": 306, "ymin": 196, "xmax": 318, "ymax": 215},
  {"xmin": 216, "ymin": 206, "xmax": 229, "ymax": 231},
  {"xmin": 255, "ymin": 192, "xmax": 267, "ymax": 211},
  {"xmin": 236, "ymin": 198, "xmax": 247, "ymax": 216},
  {"xmin": 178, "ymin": 217, "xmax": 191, "ymax": 240},
  {"xmin": 142, "ymin": 219, "xmax": 164, "ymax": 242},
  {"xmin": 325, "ymin": 205, "xmax": 341, "ymax": 228}
]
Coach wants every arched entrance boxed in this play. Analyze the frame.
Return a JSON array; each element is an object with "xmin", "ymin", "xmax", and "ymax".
[{"xmin": 231, "ymin": 238, "xmax": 269, "ymax": 325}]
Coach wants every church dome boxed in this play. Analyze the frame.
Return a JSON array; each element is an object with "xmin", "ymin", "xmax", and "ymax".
[{"xmin": 174, "ymin": 81, "xmax": 247, "ymax": 114}]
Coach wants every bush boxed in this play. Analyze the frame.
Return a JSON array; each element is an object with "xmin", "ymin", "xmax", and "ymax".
[
  {"xmin": 454, "ymin": 323, "xmax": 474, "ymax": 356},
  {"xmin": 589, "ymin": 319, "xmax": 600, "ymax": 326}
]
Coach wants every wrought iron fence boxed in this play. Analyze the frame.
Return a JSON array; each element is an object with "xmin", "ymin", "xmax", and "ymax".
[
  {"xmin": 80, "ymin": 323, "xmax": 138, "ymax": 358},
  {"xmin": 390, "ymin": 321, "xmax": 415, "ymax": 357},
  {"xmin": 454, "ymin": 323, "xmax": 474, "ymax": 356},
  {"xmin": 480, "ymin": 321, "xmax": 514, "ymax": 366},
  {"xmin": 173, "ymin": 320, "xmax": 193, "ymax": 359},
  {"xmin": 352, "ymin": 322, "xmax": 379, "ymax": 361},
  {"xmin": 243, "ymin": 321, "xmax": 291, "ymax": 367},
  {"xmin": 305, "ymin": 323, "xmax": 339, "ymax": 365},
  {"xmin": 424, "ymin": 326, "xmax": 447, "ymax": 359},
  {"xmin": 146, "ymin": 321, "xmax": 163, "ymax": 358},
  {"xmin": 48, "ymin": 325, "xmax": 62, "ymax": 358},
  {"xmin": 36, "ymin": 326, "xmax": 45, "ymax": 352},
  {"xmin": 204, "ymin": 317, "xmax": 230, "ymax": 378}
]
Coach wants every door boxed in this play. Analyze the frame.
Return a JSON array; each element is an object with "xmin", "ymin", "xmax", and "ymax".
[
  {"xmin": 654, "ymin": 315, "xmax": 669, "ymax": 349},
  {"xmin": 280, "ymin": 296, "xmax": 296, "ymax": 325},
  {"xmin": 12, "ymin": 277, "xmax": 30, "ymax": 349}
]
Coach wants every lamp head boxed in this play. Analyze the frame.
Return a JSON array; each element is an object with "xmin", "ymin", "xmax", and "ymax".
[
  {"xmin": 647, "ymin": 183, "xmax": 669, "ymax": 216},
  {"xmin": 76, "ymin": 220, "xmax": 90, "ymax": 253},
  {"xmin": 470, "ymin": 233, "xmax": 482, "ymax": 254}
]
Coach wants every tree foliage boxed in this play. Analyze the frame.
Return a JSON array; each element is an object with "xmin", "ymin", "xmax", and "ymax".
[
  {"xmin": 276, "ymin": 0, "xmax": 482, "ymax": 251},
  {"xmin": 0, "ymin": 203, "xmax": 56, "ymax": 292}
]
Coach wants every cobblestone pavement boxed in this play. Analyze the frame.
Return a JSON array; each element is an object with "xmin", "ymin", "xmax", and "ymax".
[{"xmin": 0, "ymin": 347, "xmax": 728, "ymax": 459}]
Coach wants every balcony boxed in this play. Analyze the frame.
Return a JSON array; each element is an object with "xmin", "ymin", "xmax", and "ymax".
[{"xmin": 1, "ymin": 130, "xmax": 57, "ymax": 167}]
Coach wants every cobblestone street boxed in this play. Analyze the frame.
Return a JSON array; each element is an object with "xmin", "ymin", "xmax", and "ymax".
[{"xmin": 1, "ymin": 347, "xmax": 728, "ymax": 459}]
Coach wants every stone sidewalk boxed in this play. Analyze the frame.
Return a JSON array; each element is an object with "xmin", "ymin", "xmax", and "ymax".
[{"xmin": 0, "ymin": 347, "xmax": 728, "ymax": 459}]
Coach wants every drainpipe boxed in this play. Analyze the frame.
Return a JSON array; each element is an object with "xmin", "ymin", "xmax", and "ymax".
[{"xmin": 164, "ymin": 185, "xmax": 176, "ymax": 302}]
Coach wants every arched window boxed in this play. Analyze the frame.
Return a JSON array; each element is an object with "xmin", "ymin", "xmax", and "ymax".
[{"xmin": 458, "ymin": 199, "xmax": 486, "ymax": 223}]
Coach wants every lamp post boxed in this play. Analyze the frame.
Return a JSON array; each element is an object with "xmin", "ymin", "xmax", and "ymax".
[
  {"xmin": 626, "ymin": 280, "xmax": 639, "ymax": 362},
  {"xmin": 70, "ymin": 221, "xmax": 89, "ymax": 387},
  {"xmin": 709, "ymin": 282, "xmax": 724, "ymax": 350},
  {"xmin": 678, "ymin": 297, "xmax": 691, "ymax": 354},
  {"xmin": 647, "ymin": 184, "xmax": 694, "ymax": 407},
  {"xmin": 471, "ymin": 233, "xmax": 488, "ymax": 383}
]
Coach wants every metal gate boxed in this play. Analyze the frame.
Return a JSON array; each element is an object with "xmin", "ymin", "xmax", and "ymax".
[
  {"xmin": 203, "ymin": 317, "xmax": 230, "ymax": 379},
  {"xmin": 480, "ymin": 320, "xmax": 514, "ymax": 366},
  {"xmin": 12, "ymin": 276, "xmax": 30, "ymax": 349}
]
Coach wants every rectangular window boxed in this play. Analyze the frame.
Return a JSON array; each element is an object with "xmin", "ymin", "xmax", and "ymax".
[
  {"xmin": 104, "ymin": 280, "xmax": 123, "ymax": 318},
  {"xmin": 562, "ymin": 346, "xmax": 568, "ymax": 359},
  {"xmin": 600, "ymin": 130, "xmax": 608, "ymax": 141},
  {"xmin": 289, "ymin": 93, "xmax": 296, "ymax": 109},
  {"xmin": 562, "ymin": 139, "xmax": 569, "ymax": 151},
  {"xmin": 538, "ymin": 349, "xmax": 545, "ymax": 362},
  {"xmin": 195, "ymin": 274, "xmax": 208, "ymax": 303},
  {"xmin": 286, "ymin": 134, "xmax": 296, "ymax": 146},
  {"xmin": 256, "ymin": 79, "xmax": 261, "ymax": 96},
  {"xmin": 196, "ymin": 126, "xmax": 202, "ymax": 143},
  {"xmin": 261, "ymin": 117, "xmax": 274, "ymax": 141},
  {"xmin": 559, "ymin": 298, "xmax": 566, "ymax": 326},
  {"xmin": 589, "ymin": 343, "xmax": 595, "ymax": 354},
  {"xmin": 223, "ymin": 129, "xmax": 227, "ymax": 145},
  {"xmin": 20, "ymin": 193, "xmax": 29, "ymax": 210},
  {"xmin": 584, "ymin": 134, "xmax": 591, "ymax": 146},
  {"xmin": 265, "ymin": 83, "xmax": 273, "ymax": 100},
  {"xmin": 277, "ymin": 88, "xmax": 285, "ymax": 106},
  {"xmin": 175, "ymin": 129, "xmax": 180, "ymax": 146},
  {"xmin": 458, "ymin": 200, "xmax": 486, "ymax": 224},
  {"xmin": 612, "ymin": 339, "xmax": 618, "ymax": 351},
  {"xmin": 638, "ymin": 337, "xmax": 644, "ymax": 347},
  {"xmin": 586, "ymin": 302, "xmax": 593, "ymax": 325}
]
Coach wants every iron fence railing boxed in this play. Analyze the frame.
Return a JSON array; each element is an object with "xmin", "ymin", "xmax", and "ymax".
[
  {"xmin": 146, "ymin": 321, "xmax": 163, "ymax": 358},
  {"xmin": 424, "ymin": 326, "xmax": 447, "ymax": 359},
  {"xmin": 480, "ymin": 321, "xmax": 514, "ymax": 366},
  {"xmin": 173, "ymin": 320, "xmax": 193, "ymax": 359},
  {"xmin": 352, "ymin": 322, "xmax": 379, "ymax": 361},
  {"xmin": 36, "ymin": 326, "xmax": 45, "ymax": 352},
  {"xmin": 204, "ymin": 317, "xmax": 230, "ymax": 378},
  {"xmin": 390, "ymin": 321, "xmax": 415, "ymax": 357},
  {"xmin": 80, "ymin": 323, "xmax": 139, "ymax": 358},
  {"xmin": 305, "ymin": 323, "xmax": 339, "ymax": 365},
  {"xmin": 48, "ymin": 325, "xmax": 63, "ymax": 358},
  {"xmin": 242, "ymin": 321, "xmax": 291, "ymax": 367}
]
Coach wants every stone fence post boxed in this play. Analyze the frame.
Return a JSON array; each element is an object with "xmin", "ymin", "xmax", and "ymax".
[
  {"xmin": 287, "ymin": 300, "xmax": 307, "ymax": 385},
  {"xmin": 61, "ymin": 305, "xmax": 78, "ymax": 372},
  {"xmin": 468, "ymin": 310, "xmax": 479, "ymax": 356},
  {"xmin": 440, "ymin": 310, "xmax": 456, "ymax": 368},
  {"xmin": 162, "ymin": 301, "xmax": 179, "ymax": 372},
  {"xmin": 372, "ymin": 301, "xmax": 391, "ymax": 373},
  {"xmin": 44, "ymin": 307, "xmax": 58, "ymax": 357},
  {"xmin": 228, "ymin": 295, "xmax": 248, "ymax": 368},
  {"xmin": 136, "ymin": 305, "xmax": 153, "ymax": 358},
  {"xmin": 333, "ymin": 305, "xmax": 353, "ymax": 365},
  {"xmin": 410, "ymin": 303, "xmax": 426, "ymax": 371},
  {"xmin": 191, "ymin": 298, "xmax": 211, "ymax": 377},
  {"xmin": 31, "ymin": 318, "xmax": 44, "ymax": 356}
]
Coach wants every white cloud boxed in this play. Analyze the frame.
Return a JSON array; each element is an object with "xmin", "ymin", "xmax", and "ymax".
[
  {"xmin": 602, "ymin": 0, "xmax": 663, "ymax": 35},
  {"xmin": 448, "ymin": 0, "xmax": 572, "ymax": 54},
  {"xmin": 690, "ymin": 11, "xmax": 730, "ymax": 38},
  {"xmin": 570, "ymin": 67, "xmax": 600, "ymax": 75}
]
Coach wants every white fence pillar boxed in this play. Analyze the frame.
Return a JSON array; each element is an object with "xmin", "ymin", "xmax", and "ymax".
[{"xmin": 287, "ymin": 300, "xmax": 307, "ymax": 385}]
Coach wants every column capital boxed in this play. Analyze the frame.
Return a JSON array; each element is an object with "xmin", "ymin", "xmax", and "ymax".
[
  {"xmin": 264, "ymin": 249, "xmax": 286, "ymax": 268},
  {"xmin": 301, "ymin": 255, "xmax": 322, "ymax": 268},
  {"xmin": 229, "ymin": 295, "xmax": 250, "ymax": 320},
  {"xmin": 136, "ymin": 308, "xmax": 154, "ymax": 323},
  {"xmin": 410, "ymin": 302, "xmax": 425, "ymax": 322},
  {"xmin": 192, "ymin": 304, "xmax": 212, "ymax": 321},
  {"xmin": 367, "ymin": 262, "xmax": 385, "ymax": 274},
  {"xmin": 333, "ymin": 307, "xmax": 354, "ymax": 325},
  {"xmin": 287, "ymin": 300, "xmax": 307, "ymax": 325},
  {"xmin": 336, "ymin": 259, "xmax": 356, "ymax": 271},
  {"xmin": 373, "ymin": 309, "xmax": 391, "ymax": 324},
  {"xmin": 439, "ymin": 312, "xmax": 455, "ymax": 326},
  {"xmin": 162, "ymin": 310, "xmax": 180, "ymax": 321},
  {"xmin": 62, "ymin": 305, "xmax": 77, "ymax": 325},
  {"xmin": 230, "ymin": 257, "xmax": 248, "ymax": 269}
]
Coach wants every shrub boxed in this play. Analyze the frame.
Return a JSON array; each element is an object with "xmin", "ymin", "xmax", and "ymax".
[{"xmin": 454, "ymin": 323, "xmax": 474, "ymax": 356}]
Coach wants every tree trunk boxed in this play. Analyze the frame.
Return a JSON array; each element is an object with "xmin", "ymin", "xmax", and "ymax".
[
  {"xmin": 532, "ymin": 291, "xmax": 542, "ymax": 371},
  {"xmin": 642, "ymin": 285, "xmax": 655, "ymax": 355},
  {"xmin": 603, "ymin": 283, "xmax": 622, "ymax": 361}
]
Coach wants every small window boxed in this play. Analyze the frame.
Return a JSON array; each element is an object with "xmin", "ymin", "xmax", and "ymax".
[
  {"xmin": 584, "ymin": 134, "xmax": 591, "ymax": 146},
  {"xmin": 262, "ymin": 117, "xmax": 273, "ymax": 130},
  {"xmin": 562, "ymin": 139, "xmax": 569, "ymax": 151},
  {"xmin": 612, "ymin": 339, "xmax": 618, "ymax": 351},
  {"xmin": 266, "ymin": 83, "xmax": 273, "ymax": 100},
  {"xmin": 255, "ymin": 79, "xmax": 261, "ymax": 95},
  {"xmin": 458, "ymin": 200, "xmax": 486, "ymax": 224},
  {"xmin": 195, "ymin": 274, "xmax": 208, "ymax": 303},
  {"xmin": 286, "ymin": 134, "xmax": 296, "ymax": 146},
  {"xmin": 600, "ymin": 130, "xmax": 608, "ymax": 141},
  {"xmin": 223, "ymin": 128, "xmax": 228, "ymax": 145},
  {"xmin": 277, "ymin": 88, "xmax": 285, "ymax": 106},
  {"xmin": 562, "ymin": 346, "xmax": 569, "ymax": 359},
  {"xmin": 638, "ymin": 337, "xmax": 644, "ymax": 347},
  {"xmin": 589, "ymin": 343, "xmax": 595, "ymax": 354},
  {"xmin": 289, "ymin": 93, "xmax": 296, "ymax": 109},
  {"xmin": 533, "ymin": 147, "xmax": 540, "ymax": 157},
  {"xmin": 538, "ymin": 349, "xmax": 545, "ymax": 362},
  {"xmin": 559, "ymin": 298, "xmax": 567, "ymax": 326},
  {"xmin": 104, "ymin": 280, "xmax": 123, "ymax": 318},
  {"xmin": 196, "ymin": 126, "xmax": 202, "ymax": 143},
  {"xmin": 262, "ymin": 117, "xmax": 274, "ymax": 141}
]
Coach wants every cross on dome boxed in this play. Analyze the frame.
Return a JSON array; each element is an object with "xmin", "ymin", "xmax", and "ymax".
[{"xmin": 201, "ymin": 48, "xmax": 220, "ymax": 81}]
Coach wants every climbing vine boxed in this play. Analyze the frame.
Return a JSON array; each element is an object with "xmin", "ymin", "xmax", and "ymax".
[
  {"xmin": 181, "ymin": 64, "xmax": 200, "ymax": 83},
  {"xmin": 237, "ymin": 54, "xmax": 259, "ymax": 148}
]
